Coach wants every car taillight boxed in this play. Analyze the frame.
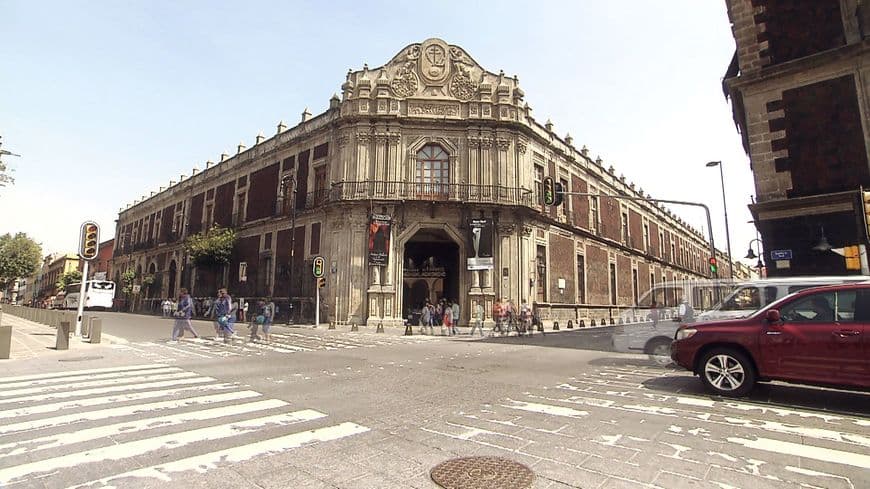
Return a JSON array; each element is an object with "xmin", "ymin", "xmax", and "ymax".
[{"xmin": 675, "ymin": 328, "xmax": 697, "ymax": 340}]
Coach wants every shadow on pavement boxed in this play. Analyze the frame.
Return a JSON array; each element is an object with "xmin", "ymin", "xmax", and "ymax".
[
  {"xmin": 587, "ymin": 356, "xmax": 682, "ymax": 371},
  {"xmin": 472, "ymin": 326, "xmax": 619, "ymax": 353},
  {"xmin": 642, "ymin": 374, "xmax": 870, "ymax": 417}
]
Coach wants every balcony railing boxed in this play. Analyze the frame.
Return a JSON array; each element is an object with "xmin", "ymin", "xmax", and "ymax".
[{"xmin": 330, "ymin": 181, "xmax": 535, "ymax": 207}]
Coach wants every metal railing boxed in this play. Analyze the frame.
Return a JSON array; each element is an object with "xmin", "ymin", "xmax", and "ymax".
[{"xmin": 330, "ymin": 181, "xmax": 535, "ymax": 207}]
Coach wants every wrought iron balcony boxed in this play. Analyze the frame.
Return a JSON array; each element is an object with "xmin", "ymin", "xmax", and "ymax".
[{"xmin": 329, "ymin": 181, "xmax": 535, "ymax": 207}]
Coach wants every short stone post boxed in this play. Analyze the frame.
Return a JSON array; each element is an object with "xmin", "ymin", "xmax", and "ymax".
[
  {"xmin": 56, "ymin": 319, "xmax": 71, "ymax": 350},
  {"xmin": 567, "ymin": 320, "xmax": 573, "ymax": 329},
  {"xmin": 553, "ymin": 321, "xmax": 560, "ymax": 331},
  {"xmin": 0, "ymin": 324, "xmax": 12, "ymax": 359},
  {"xmin": 89, "ymin": 317, "xmax": 102, "ymax": 344}
]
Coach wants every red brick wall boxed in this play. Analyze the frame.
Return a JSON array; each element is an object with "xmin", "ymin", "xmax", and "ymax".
[
  {"xmin": 638, "ymin": 262, "xmax": 650, "ymax": 296},
  {"xmin": 296, "ymin": 150, "xmax": 311, "ymax": 210},
  {"xmin": 649, "ymin": 222, "xmax": 660, "ymax": 258},
  {"xmin": 617, "ymin": 254, "xmax": 632, "ymax": 306},
  {"xmin": 585, "ymin": 244, "xmax": 609, "ymax": 305},
  {"xmin": 159, "ymin": 205, "xmax": 174, "ymax": 243},
  {"xmin": 548, "ymin": 233, "xmax": 575, "ymax": 303},
  {"xmin": 777, "ymin": 75, "xmax": 870, "ymax": 198},
  {"xmin": 629, "ymin": 210, "xmax": 642, "ymax": 251},
  {"xmin": 600, "ymin": 196, "xmax": 620, "ymax": 242},
  {"xmin": 230, "ymin": 236, "xmax": 260, "ymax": 297},
  {"xmin": 247, "ymin": 163, "xmax": 280, "ymax": 220},
  {"xmin": 758, "ymin": 0, "xmax": 845, "ymax": 67},
  {"xmin": 214, "ymin": 181, "xmax": 235, "ymax": 227},
  {"xmin": 571, "ymin": 175, "xmax": 588, "ymax": 230},
  {"xmin": 189, "ymin": 193, "xmax": 204, "ymax": 234}
]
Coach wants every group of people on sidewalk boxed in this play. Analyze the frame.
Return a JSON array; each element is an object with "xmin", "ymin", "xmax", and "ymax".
[
  {"xmin": 414, "ymin": 297, "xmax": 536, "ymax": 337},
  {"xmin": 419, "ymin": 298, "xmax": 461, "ymax": 335},
  {"xmin": 169, "ymin": 288, "xmax": 275, "ymax": 344}
]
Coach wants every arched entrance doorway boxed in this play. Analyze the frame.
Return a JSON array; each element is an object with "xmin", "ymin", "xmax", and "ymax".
[
  {"xmin": 402, "ymin": 228, "xmax": 460, "ymax": 319},
  {"xmin": 168, "ymin": 260, "xmax": 177, "ymax": 298}
]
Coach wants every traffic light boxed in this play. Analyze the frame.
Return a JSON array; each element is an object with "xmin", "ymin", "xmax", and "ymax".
[
  {"xmin": 312, "ymin": 256, "xmax": 325, "ymax": 278},
  {"xmin": 708, "ymin": 256, "xmax": 718, "ymax": 275},
  {"xmin": 542, "ymin": 177, "xmax": 555, "ymax": 205},
  {"xmin": 553, "ymin": 181, "xmax": 564, "ymax": 207},
  {"xmin": 317, "ymin": 277, "xmax": 326, "ymax": 288},
  {"xmin": 79, "ymin": 221, "xmax": 100, "ymax": 260},
  {"xmin": 844, "ymin": 245, "xmax": 861, "ymax": 270}
]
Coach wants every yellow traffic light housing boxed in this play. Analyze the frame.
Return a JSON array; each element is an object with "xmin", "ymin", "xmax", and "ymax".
[
  {"xmin": 317, "ymin": 277, "xmax": 326, "ymax": 288},
  {"xmin": 78, "ymin": 221, "xmax": 100, "ymax": 260}
]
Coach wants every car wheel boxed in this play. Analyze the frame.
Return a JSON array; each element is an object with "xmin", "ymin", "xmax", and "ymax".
[
  {"xmin": 698, "ymin": 348, "xmax": 756, "ymax": 397},
  {"xmin": 646, "ymin": 338, "xmax": 673, "ymax": 366}
]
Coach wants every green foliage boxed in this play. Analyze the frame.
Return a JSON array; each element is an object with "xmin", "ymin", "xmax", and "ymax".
[
  {"xmin": 56, "ymin": 270, "xmax": 83, "ymax": 291},
  {"xmin": 184, "ymin": 226, "xmax": 237, "ymax": 267},
  {"xmin": 121, "ymin": 269, "xmax": 136, "ymax": 295},
  {"xmin": 0, "ymin": 232, "xmax": 42, "ymax": 288},
  {"xmin": 0, "ymin": 159, "xmax": 13, "ymax": 188}
]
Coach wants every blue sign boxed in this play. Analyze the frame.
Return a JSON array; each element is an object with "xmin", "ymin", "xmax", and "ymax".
[{"xmin": 770, "ymin": 249, "xmax": 793, "ymax": 260}]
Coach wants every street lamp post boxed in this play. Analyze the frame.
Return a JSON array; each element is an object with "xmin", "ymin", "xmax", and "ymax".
[
  {"xmin": 706, "ymin": 161, "xmax": 733, "ymax": 278},
  {"xmin": 745, "ymin": 238, "xmax": 764, "ymax": 277}
]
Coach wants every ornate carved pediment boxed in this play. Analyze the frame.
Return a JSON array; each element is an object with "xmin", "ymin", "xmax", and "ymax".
[{"xmin": 342, "ymin": 38, "xmax": 525, "ymax": 111}]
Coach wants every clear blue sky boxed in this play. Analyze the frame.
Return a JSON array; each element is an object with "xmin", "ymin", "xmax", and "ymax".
[{"xmin": 0, "ymin": 1, "xmax": 755, "ymax": 265}]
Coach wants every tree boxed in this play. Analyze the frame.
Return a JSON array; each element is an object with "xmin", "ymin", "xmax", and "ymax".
[
  {"xmin": 184, "ymin": 226, "xmax": 237, "ymax": 266},
  {"xmin": 56, "ymin": 270, "xmax": 83, "ymax": 291},
  {"xmin": 0, "ymin": 233, "xmax": 41, "ymax": 288},
  {"xmin": 0, "ymin": 158, "xmax": 13, "ymax": 188}
]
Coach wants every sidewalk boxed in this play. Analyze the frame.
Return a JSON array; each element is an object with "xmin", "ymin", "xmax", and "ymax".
[{"xmin": 0, "ymin": 313, "xmax": 126, "ymax": 362}]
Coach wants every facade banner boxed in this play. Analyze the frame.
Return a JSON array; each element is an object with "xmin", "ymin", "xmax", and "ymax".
[
  {"xmin": 368, "ymin": 214, "xmax": 391, "ymax": 266},
  {"xmin": 467, "ymin": 218, "xmax": 494, "ymax": 270}
]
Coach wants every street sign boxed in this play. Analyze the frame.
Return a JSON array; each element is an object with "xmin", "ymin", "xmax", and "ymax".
[
  {"xmin": 770, "ymin": 249, "xmax": 792, "ymax": 261},
  {"xmin": 312, "ymin": 256, "xmax": 325, "ymax": 278}
]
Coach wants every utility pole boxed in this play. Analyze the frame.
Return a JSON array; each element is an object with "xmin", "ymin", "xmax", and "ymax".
[{"xmin": 283, "ymin": 176, "xmax": 298, "ymax": 324}]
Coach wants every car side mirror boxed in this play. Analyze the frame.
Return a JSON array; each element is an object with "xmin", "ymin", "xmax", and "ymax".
[{"xmin": 765, "ymin": 309, "xmax": 781, "ymax": 323}]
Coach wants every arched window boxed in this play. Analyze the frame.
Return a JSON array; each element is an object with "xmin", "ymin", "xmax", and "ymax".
[{"xmin": 416, "ymin": 144, "xmax": 449, "ymax": 198}]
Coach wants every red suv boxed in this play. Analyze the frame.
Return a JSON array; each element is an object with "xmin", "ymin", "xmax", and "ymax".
[{"xmin": 671, "ymin": 283, "xmax": 868, "ymax": 396}]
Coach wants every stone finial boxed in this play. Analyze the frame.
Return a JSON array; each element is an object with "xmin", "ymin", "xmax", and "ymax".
[
  {"xmin": 545, "ymin": 119, "xmax": 554, "ymax": 132},
  {"xmin": 629, "ymin": 182, "xmax": 635, "ymax": 190},
  {"xmin": 180, "ymin": 174, "xmax": 186, "ymax": 181},
  {"xmin": 608, "ymin": 165, "xmax": 615, "ymax": 174},
  {"xmin": 192, "ymin": 166, "xmax": 200, "ymax": 175},
  {"xmin": 595, "ymin": 156, "xmax": 603, "ymax": 166},
  {"xmin": 329, "ymin": 93, "xmax": 340, "ymax": 109},
  {"xmin": 170, "ymin": 180, "xmax": 176, "ymax": 186},
  {"xmin": 277, "ymin": 120, "xmax": 287, "ymax": 134},
  {"xmin": 255, "ymin": 132, "xmax": 265, "ymax": 145},
  {"xmin": 237, "ymin": 141, "xmax": 246, "ymax": 154},
  {"xmin": 619, "ymin": 174, "xmax": 625, "ymax": 182},
  {"xmin": 157, "ymin": 188, "xmax": 163, "ymax": 193},
  {"xmin": 565, "ymin": 133, "xmax": 573, "ymax": 145},
  {"xmin": 220, "ymin": 153, "xmax": 229, "ymax": 162},
  {"xmin": 301, "ymin": 108, "xmax": 312, "ymax": 122}
]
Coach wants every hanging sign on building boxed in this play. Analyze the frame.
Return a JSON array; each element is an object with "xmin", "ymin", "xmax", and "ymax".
[
  {"xmin": 467, "ymin": 218, "xmax": 494, "ymax": 270},
  {"xmin": 368, "ymin": 214, "xmax": 391, "ymax": 266}
]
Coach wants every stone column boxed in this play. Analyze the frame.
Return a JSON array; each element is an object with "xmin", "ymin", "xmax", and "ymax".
[
  {"xmin": 374, "ymin": 133, "xmax": 387, "ymax": 186},
  {"xmin": 357, "ymin": 132, "xmax": 371, "ymax": 183},
  {"xmin": 480, "ymin": 135, "xmax": 493, "ymax": 191},
  {"xmin": 387, "ymin": 132, "xmax": 401, "ymax": 184},
  {"xmin": 496, "ymin": 137, "xmax": 511, "ymax": 199}
]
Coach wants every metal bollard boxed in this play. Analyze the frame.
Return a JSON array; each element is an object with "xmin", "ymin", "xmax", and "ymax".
[
  {"xmin": 567, "ymin": 320, "xmax": 573, "ymax": 329},
  {"xmin": 553, "ymin": 321, "xmax": 560, "ymax": 331},
  {"xmin": 404, "ymin": 322, "xmax": 412, "ymax": 336},
  {"xmin": 328, "ymin": 321, "xmax": 335, "ymax": 330},
  {"xmin": 610, "ymin": 317, "xmax": 615, "ymax": 325},
  {"xmin": 350, "ymin": 323, "xmax": 359, "ymax": 332},
  {"xmin": 579, "ymin": 319, "xmax": 586, "ymax": 328},
  {"xmin": 56, "ymin": 320, "xmax": 71, "ymax": 350},
  {"xmin": 89, "ymin": 317, "xmax": 102, "ymax": 344},
  {"xmin": 376, "ymin": 322, "xmax": 384, "ymax": 333},
  {"xmin": 0, "ymin": 324, "xmax": 11, "ymax": 359},
  {"xmin": 591, "ymin": 319, "xmax": 596, "ymax": 327}
]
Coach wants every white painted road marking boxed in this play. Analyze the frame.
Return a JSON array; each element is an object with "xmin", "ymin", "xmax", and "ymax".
[{"xmin": 727, "ymin": 436, "xmax": 870, "ymax": 469}]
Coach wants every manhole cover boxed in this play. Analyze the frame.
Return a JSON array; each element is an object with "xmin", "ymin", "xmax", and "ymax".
[
  {"xmin": 58, "ymin": 356, "xmax": 104, "ymax": 362},
  {"xmin": 430, "ymin": 456, "xmax": 535, "ymax": 489}
]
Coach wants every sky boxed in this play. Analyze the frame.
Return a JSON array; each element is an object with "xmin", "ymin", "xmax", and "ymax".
[{"xmin": 0, "ymin": 1, "xmax": 757, "ymax": 267}]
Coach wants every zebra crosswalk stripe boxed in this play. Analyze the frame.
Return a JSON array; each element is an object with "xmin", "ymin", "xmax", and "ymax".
[
  {"xmin": 68, "ymin": 422, "xmax": 370, "ymax": 488},
  {"xmin": 0, "ymin": 363, "xmax": 168, "ymax": 384}
]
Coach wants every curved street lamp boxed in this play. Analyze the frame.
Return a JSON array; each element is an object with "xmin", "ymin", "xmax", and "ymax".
[{"xmin": 745, "ymin": 238, "xmax": 764, "ymax": 275}]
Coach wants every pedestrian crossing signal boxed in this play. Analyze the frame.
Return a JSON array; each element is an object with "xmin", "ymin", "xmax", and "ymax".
[
  {"xmin": 317, "ymin": 277, "xmax": 326, "ymax": 288},
  {"xmin": 708, "ymin": 256, "xmax": 718, "ymax": 274},
  {"xmin": 78, "ymin": 221, "xmax": 100, "ymax": 260}
]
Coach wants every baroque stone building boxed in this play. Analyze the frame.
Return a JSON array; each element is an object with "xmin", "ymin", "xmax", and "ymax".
[
  {"xmin": 724, "ymin": 0, "xmax": 870, "ymax": 276},
  {"xmin": 113, "ymin": 39, "xmax": 718, "ymax": 326}
]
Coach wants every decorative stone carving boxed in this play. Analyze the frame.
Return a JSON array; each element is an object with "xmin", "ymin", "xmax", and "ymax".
[
  {"xmin": 408, "ymin": 101, "xmax": 460, "ymax": 118},
  {"xmin": 497, "ymin": 223, "xmax": 516, "ymax": 234},
  {"xmin": 467, "ymin": 136, "xmax": 480, "ymax": 148},
  {"xmin": 479, "ymin": 137, "xmax": 493, "ymax": 149},
  {"xmin": 496, "ymin": 138, "xmax": 510, "ymax": 151},
  {"xmin": 388, "ymin": 133, "xmax": 401, "ymax": 144},
  {"xmin": 449, "ymin": 62, "xmax": 477, "ymax": 101},
  {"xmin": 517, "ymin": 138, "xmax": 528, "ymax": 154},
  {"xmin": 337, "ymin": 134, "xmax": 350, "ymax": 147},
  {"xmin": 357, "ymin": 132, "xmax": 372, "ymax": 144},
  {"xmin": 374, "ymin": 133, "xmax": 388, "ymax": 143},
  {"xmin": 419, "ymin": 38, "xmax": 450, "ymax": 84},
  {"xmin": 521, "ymin": 225, "xmax": 533, "ymax": 237},
  {"xmin": 391, "ymin": 60, "xmax": 418, "ymax": 98}
]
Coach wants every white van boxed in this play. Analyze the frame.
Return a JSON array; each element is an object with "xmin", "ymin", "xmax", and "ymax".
[
  {"xmin": 696, "ymin": 275, "xmax": 870, "ymax": 322},
  {"xmin": 611, "ymin": 279, "xmax": 743, "ymax": 361}
]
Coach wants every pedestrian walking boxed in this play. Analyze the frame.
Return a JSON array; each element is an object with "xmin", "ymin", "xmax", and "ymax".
[
  {"xmin": 161, "ymin": 298, "xmax": 172, "ymax": 318},
  {"xmin": 249, "ymin": 298, "xmax": 264, "ymax": 342},
  {"xmin": 171, "ymin": 288, "xmax": 199, "ymax": 341},
  {"xmin": 240, "ymin": 299, "xmax": 248, "ymax": 323},
  {"xmin": 470, "ymin": 301, "xmax": 485, "ymax": 336},
  {"xmin": 420, "ymin": 301, "xmax": 432, "ymax": 335},
  {"xmin": 443, "ymin": 300, "xmax": 454, "ymax": 335},
  {"xmin": 214, "ymin": 288, "xmax": 236, "ymax": 343},
  {"xmin": 263, "ymin": 297, "xmax": 275, "ymax": 342}
]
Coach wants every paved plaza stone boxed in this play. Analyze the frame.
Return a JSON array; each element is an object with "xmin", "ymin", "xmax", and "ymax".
[{"xmin": 0, "ymin": 311, "xmax": 867, "ymax": 488}]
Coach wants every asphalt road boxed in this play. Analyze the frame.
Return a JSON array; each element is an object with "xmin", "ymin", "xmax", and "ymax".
[{"xmin": 1, "ymin": 313, "xmax": 867, "ymax": 489}]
